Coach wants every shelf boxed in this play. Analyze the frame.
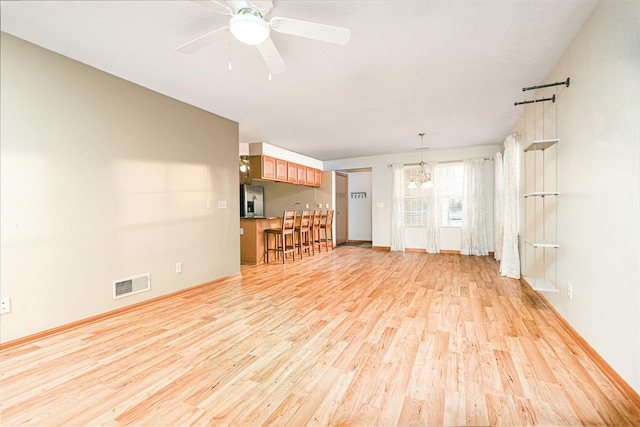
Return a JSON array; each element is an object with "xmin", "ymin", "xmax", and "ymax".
[
  {"xmin": 524, "ymin": 276, "xmax": 560, "ymax": 293},
  {"xmin": 524, "ymin": 138, "xmax": 559, "ymax": 152},
  {"xmin": 524, "ymin": 239, "xmax": 559, "ymax": 248},
  {"xmin": 524, "ymin": 191, "xmax": 559, "ymax": 198}
]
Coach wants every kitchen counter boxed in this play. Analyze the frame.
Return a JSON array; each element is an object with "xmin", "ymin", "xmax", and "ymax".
[
  {"xmin": 240, "ymin": 217, "xmax": 282, "ymax": 264},
  {"xmin": 240, "ymin": 217, "xmax": 280, "ymax": 220}
]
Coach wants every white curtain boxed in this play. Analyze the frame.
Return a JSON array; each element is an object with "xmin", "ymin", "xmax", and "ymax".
[
  {"xmin": 493, "ymin": 151, "xmax": 504, "ymax": 261},
  {"xmin": 460, "ymin": 158, "xmax": 489, "ymax": 256},
  {"xmin": 390, "ymin": 163, "xmax": 405, "ymax": 252},
  {"xmin": 424, "ymin": 161, "xmax": 440, "ymax": 253},
  {"xmin": 500, "ymin": 135, "xmax": 521, "ymax": 278}
]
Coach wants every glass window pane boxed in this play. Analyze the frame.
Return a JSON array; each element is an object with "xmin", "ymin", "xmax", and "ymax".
[{"xmin": 402, "ymin": 163, "xmax": 464, "ymax": 228}]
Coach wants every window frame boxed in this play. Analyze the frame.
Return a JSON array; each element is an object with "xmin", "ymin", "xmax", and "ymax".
[
  {"xmin": 402, "ymin": 165, "xmax": 429, "ymax": 228},
  {"xmin": 402, "ymin": 162, "xmax": 464, "ymax": 228}
]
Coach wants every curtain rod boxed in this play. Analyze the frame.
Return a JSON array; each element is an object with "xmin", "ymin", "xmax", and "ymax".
[
  {"xmin": 522, "ymin": 77, "xmax": 570, "ymax": 92},
  {"xmin": 514, "ymin": 94, "xmax": 555, "ymax": 106},
  {"xmin": 387, "ymin": 157, "xmax": 493, "ymax": 168}
]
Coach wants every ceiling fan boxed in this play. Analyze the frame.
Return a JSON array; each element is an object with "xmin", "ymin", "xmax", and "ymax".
[{"xmin": 176, "ymin": 0, "xmax": 351, "ymax": 75}]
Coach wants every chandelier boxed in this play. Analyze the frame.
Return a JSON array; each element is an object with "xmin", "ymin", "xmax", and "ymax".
[{"xmin": 408, "ymin": 133, "xmax": 434, "ymax": 189}]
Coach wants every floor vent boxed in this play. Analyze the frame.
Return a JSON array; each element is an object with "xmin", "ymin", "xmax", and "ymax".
[{"xmin": 113, "ymin": 273, "xmax": 150, "ymax": 299}]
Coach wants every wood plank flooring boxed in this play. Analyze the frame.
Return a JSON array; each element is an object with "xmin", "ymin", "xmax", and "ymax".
[{"xmin": 1, "ymin": 248, "xmax": 639, "ymax": 426}]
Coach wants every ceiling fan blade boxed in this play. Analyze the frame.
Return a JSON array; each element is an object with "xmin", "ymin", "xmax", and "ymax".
[
  {"xmin": 176, "ymin": 26, "xmax": 230, "ymax": 53},
  {"xmin": 270, "ymin": 17, "xmax": 351, "ymax": 45},
  {"xmin": 256, "ymin": 37, "xmax": 287, "ymax": 75},
  {"xmin": 190, "ymin": 0, "xmax": 233, "ymax": 15}
]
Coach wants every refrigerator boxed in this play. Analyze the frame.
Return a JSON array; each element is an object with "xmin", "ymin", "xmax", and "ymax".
[{"xmin": 240, "ymin": 184, "xmax": 264, "ymax": 218}]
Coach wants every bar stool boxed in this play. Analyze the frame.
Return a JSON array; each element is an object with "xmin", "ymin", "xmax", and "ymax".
[
  {"xmin": 295, "ymin": 210, "xmax": 312, "ymax": 257},
  {"xmin": 264, "ymin": 210, "xmax": 296, "ymax": 263},
  {"xmin": 319, "ymin": 209, "xmax": 334, "ymax": 251},
  {"xmin": 310, "ymin": 210, "xmax": 323, "ymax": 254}
]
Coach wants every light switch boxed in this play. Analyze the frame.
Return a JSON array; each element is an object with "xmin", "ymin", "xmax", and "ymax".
[
  {"xmin": 217, "ymin": 200, "xmax": 227, "ymax": 209},
  {"xmin": 205, "ymin": 199, "xmax": 211, "ymax": 209},
  {"xmin": 377, "ymin": 202, "xmax": 384, "ymax": 208}
]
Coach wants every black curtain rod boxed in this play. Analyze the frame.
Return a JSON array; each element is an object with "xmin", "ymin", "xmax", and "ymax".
[
  {"xmin": 522, "ymin": 78, "xmax": 570, "ymax": 92},
  {"xmin": 514, "ymin": 94, "xmax": 555, "ymax": 106}
]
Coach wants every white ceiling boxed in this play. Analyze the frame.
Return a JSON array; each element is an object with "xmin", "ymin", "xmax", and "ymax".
[{"xmin": 0, "ymin": 0, "xmax": 597, "ymax": 161}]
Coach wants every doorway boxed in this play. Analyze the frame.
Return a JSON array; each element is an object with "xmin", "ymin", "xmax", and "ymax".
[
  {"xmin": 335, "ymin": 172, "xmax": 348, "ymax": 245},
  {"xmin": 334, "ymin": 168, "xmax": 373, "ymax": 246}
]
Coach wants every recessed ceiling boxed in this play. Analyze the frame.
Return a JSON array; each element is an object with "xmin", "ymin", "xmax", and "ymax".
[{"xmin": 0, "ymin": 0, "xmax": 597, "ymax": 160}]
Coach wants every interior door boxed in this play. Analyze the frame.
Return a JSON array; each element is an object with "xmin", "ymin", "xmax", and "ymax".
[{"xmin": 335, "ymin": 172, "xmax": 348, "ymax": 244}]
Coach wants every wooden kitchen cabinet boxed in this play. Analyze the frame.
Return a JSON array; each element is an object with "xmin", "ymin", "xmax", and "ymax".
[
  {"xmin": 249, "ymin": 155, "xmax": 321, "ymax": 187},
  {"xmin": 276, "ymin": 158, "xmax": 287, "ymax": 181},
  {"xmin": 250, "ymin": 155, "xmax": 276, "ymax": 180},
  {"xmin": 306, "ymin": 166, "xmax": 315, "ymax": 185},
  {"xmin": 287, "ymin": 162, "xmax": 298, "ymax": 183},
  {"xmin": 297, "ymin": 165, "xmax": 307, "ymax": 185},
  {"xmin": 314, "ymin": 168, "xmax": 322, "ymax": 187}
]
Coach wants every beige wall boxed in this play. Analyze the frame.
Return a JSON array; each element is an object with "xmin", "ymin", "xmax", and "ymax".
[
  {"xmin": 253, "ymin": 171, "xmax": 333, "ymax": 217},
  {"xmin": 0, "ymin": 33, "xmax": 240, "ymax": 343},
  {"xmin": 511, "ymin": 0, "xmax": 640, "ymax": 392}
]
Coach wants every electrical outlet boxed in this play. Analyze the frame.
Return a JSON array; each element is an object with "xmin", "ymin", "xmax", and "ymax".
[
  {"xmin": 240, "ymin": 228, "xmax": 244, "ymax": 235},
  {"xmin": 305, "ymin": 203, "xmax": 309, "ymax": 209},
  {"xmin": 176, "ymin": 262, "xmax": 182, "ymax": 274},
  {"xmin": 0, "ymin": 297, "xmax": 11, "ymax": 314},
  {"xmin": 567, "ymin": 283, "xmax": 573, "ymax": 300}
]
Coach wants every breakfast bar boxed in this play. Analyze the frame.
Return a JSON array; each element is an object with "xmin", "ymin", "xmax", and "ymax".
[
  {"xmin": 240, "ymin": 217, "xmax": 282, "ymax": 265},
  {"xmin": 240, "ymin": 211, "xmax": 334, "ymax": 265}
]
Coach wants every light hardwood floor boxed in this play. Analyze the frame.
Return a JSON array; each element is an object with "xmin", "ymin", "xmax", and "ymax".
[{"xmin": 1, "ymin": 248, "xmax": 639, "ymax": 426}]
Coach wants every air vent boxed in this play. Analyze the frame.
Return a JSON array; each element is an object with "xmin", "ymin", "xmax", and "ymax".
[{"xmin": 113, "ymin": 273, "xmax": 150, "ymax": 299}]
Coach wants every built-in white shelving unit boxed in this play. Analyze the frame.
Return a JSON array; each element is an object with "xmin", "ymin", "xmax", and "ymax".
[{"xmin": 519, "ymin": 79, "xmax": 569, "ymax": 293}]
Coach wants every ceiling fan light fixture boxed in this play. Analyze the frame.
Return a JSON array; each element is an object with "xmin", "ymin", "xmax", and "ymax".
[{"xmin": 230, "ymin": 12, "xmax": 270, "ymax": 45}]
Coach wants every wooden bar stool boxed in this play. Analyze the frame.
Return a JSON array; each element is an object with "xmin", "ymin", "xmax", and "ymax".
[
  {"xmin": 319, "ymin": 209, "xmax": 334, "ymax": 251},
  {"xmin": 310, "ymin": 210, "xmax": 323, "ymax": 254},
  {"xmin": 295, "ymin": 210, "xmax": 312, "ymax": 257},
  {"xmin": 264, "ymin": 210, "xmax": 296, "ymax": 263}
]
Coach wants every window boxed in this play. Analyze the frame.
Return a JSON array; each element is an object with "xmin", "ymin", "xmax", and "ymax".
[
  {"xmin": 403, "ymin": 166, "xmax": 428, "ymax": 227},
  {"xmin": 437, "ymin": 164, "xmax": 463, "ymax": 227},
  {"xmin": 402, "ymin": 163, "xmax": 464, "ymax": 227}
]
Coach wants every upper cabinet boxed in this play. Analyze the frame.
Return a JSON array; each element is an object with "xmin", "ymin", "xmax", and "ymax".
[
  {"xmin": 297, "ymin": 164, "xmax": 307, "ymax": 185},
  {"xmin": 287, "ymin": 162, "xmax": 298, "ymax": 184},
  {"xmin": 249, "ymin": 155, "xmax": 276, "ymax": 180},
  {"xmin": 249, "ymin": 155, "xmax": 321, "ymax": 187},
  {"xmin": 314, "ymin": 168, "xmax": 322, "ymax": 187},
  {"xmin": 275, "ymin": 159, "xmax": 288, "ymax": 181},
  {"xmin": 306, "ymin": 167, "xmax": 315, "ymax": 186}
]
